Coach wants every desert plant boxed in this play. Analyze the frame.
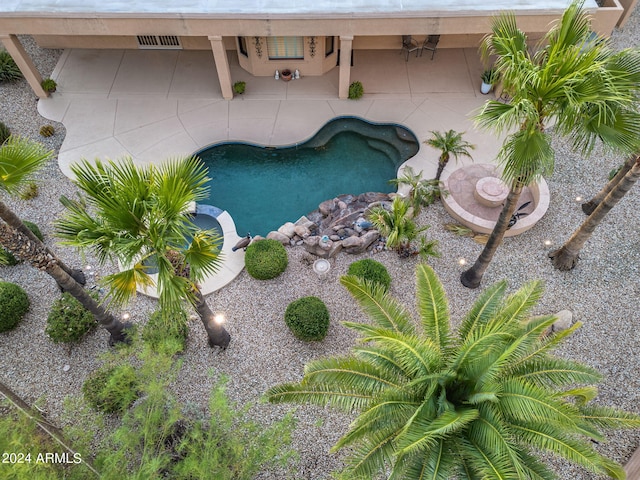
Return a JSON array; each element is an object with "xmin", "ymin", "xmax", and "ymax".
[
  {"xmin": 0, "ymin": 121, "xmax": 10, "ymax": 145},
  {"xmin": 268, "ymin": 264, "xmax": 640, "ymax": 479},
  {"xmin": 244, "ymin": 239, "xmax": 288, "ymax": 280},
  {"xmin": 347, "ymin": 258, "xmax": 391, "ymax": 291},
  {"xmin": 0, "ymin": 281, "xmax": 29, "ymax": 332},
  {"xmin": 46, "ymin": 292, "xmax": 97, "ymax": 344},
  {"xmin": 40, "ymin": 78, "xmax": 57, "ymax": 93},
  {"xmin": 348, "ymin": 81, "xmax": 364, "ymax": 100},
  {"xmin": 142, "ymin": 309, "xmax": 189, "ymax": 355},
  {"xmin": 284, "ymin": 296, "xmax": 330, "ymax": 341},
  {"xmin": 83, "ymin": 363, "xmax": 139, "ymax": 414},
  {"xmin": 389, "ymin": 166, "xmax": 446, "ymax": 215},
  {"xmin": 0, "ymin": 50, "xmax": 22, "ymax": 82},
  {"xmin": 233, "ymin": 81, "xmax": 246, "ymax": 94},
  {"xmin": 425, "ymin": 130, "xmax": 475, "ymax": 182},
  {"xmin": 39, "ymin": 125, "xmax": 55, "ymax": 137},
  {"xmin": 19, "ymin": 182, "xmax": 38, "ymax": 200},
  {"xmin": 481, "ymin": 67, "xmax": 499, "ymax": 84}
]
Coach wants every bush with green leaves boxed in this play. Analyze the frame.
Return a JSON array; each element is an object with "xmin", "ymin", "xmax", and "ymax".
[
  {"xmin": 0, "ymin": 50, "xmax": 22, "ymax": 82},
  {"xmin": 0, "ymin": 220, "xmax": 44, "ymax": 266},
  {"xmin": 40, "ymin": 78, "xmax": 57, "ymax": 93},
  {"xmin": 0, "ymin": 281, "xmax": 29, "ymax": 332},
  {"xmin": 46, "ymin": 292, "xmax": 97, "ymax": 344},
  {"xmin": 348, "ymin": 80, "xmax": 364, "ymax": 99},
  {"xmin": 284, "ymin": 296, "xmax": 330, "ymax": 341},
  {"xmin": 83, "ymin": 363, "xmax": 139, "ymax": 414},
  {"xmin": 244, "ymin": 239, "xmax": 288, "ymax": 280},
  {"xmin": 347, "ymin": 258, "xmax": 391, "ymax": 291},
  {"xmin": 233, "ymin": 80, "xmax": 246, "ymax": 94},
  {"xmin": 0, "ymin": 121, "xmax": 10, "ymax": 145},
  {"xmin": 142, "ymin": 309, "xmax": 189, "ymax": 354}
]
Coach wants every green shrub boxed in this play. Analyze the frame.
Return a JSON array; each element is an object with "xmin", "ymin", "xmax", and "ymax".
[
  {"xmin": 142, "ymin": 309, "xmax": 189, "ymax": 354},
  {"xmin": 245, "ymin": 239, "xmax": 288, "ymax": 280},
  {"xmin": 0, "ymin": 281, "xmax": 29, "ymax": 332},
  {"xmin": 233, "ymin": 80, "xmax": 246, "ymax": 94},
  {"xmin": 284, "ymin": 296, "xmax": 330, "ymax": 341},
  {"xmin": 19, "ymin": 182, "xmax": 38, "ymax": 200},
  {"xmin": 83, "ymin": 363, "xmax": 139, "ymax": 414},
  {"xmin": 40, "ymin": 78, "xmax": 57, "ymax": 93},
  {"xmin": 0, "ymin": 121, "xmax": 10, "ymax": 145},
  {"xmin": 39, "ymin": 124, "xmax": 55, "ymax": 137},
  {"xmin": 0, "ymin": 50, "xmax": 22, "ymax": 82},
  {"xmin": 46, "ymin": 292, "xmax": 97, "ymax": 344},
  {"xmin": 348, "ymin": 81, "xmax": 364, "ymax": 100},
  {"xmin": 347, "ymin": 258, "xmax": 391, "ymax": 291}
]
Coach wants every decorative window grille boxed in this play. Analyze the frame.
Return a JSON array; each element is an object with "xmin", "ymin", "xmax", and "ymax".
[
  {"xmin": 136, "ymin": 35, "xmax": 182, "ymax": 49},
  {"xmin": 267, "ymin": 37, "xmax": 304, "ymax": 60}
]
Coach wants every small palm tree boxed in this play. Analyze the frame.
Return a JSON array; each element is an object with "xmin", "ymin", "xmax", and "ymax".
[
  {"xmin": 56, "ymin": 157, "xmax": 231, "ymax": 348},
  {"xmin": 550, "ymin": 154, "xmax": 640, "ymax": 270},
  {"xmin": 268, "ymin": 264, "xmax": 640, "ymax": 479},
  {"xmin": 425, "ymin": 129, "xmax": 475, "ymax": 182},
  {"xmin": 0, "ymin": 136, "xmax": 129, "ymax": 344},
  {"xmin": 461, "ymin": 1, "xmax": 640, "ymax": 289},
  {"xmin": 388, "ymin": 165, "xmax": 444, "ymax": 216},
  {"xmin": 367, "ymin": 196, "xmax": 438, "ymax": 258}
]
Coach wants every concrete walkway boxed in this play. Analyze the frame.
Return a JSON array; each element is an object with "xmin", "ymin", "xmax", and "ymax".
[{"xmin": 38, "ymin": 46, "xmax": 505, "ymax": 292}]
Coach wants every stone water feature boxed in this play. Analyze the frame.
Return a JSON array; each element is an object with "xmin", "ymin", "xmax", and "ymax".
[
  {"xmin": 264, "ymin": 192, "xmax": 396, "ymax": 258},
  {"xmin": 442, "ymin": 164, "xmax": 550, "ymax": 237}
]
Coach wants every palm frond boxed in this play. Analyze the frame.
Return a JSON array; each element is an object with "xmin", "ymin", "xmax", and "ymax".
[
  {"xmin": 509, "ymin": 357, "xmax": 602, "ymax": 389},
  {"xmin": 0, "ymin": 136, "xmax": 53, "ymax": 194},
  {"xmin": 182, "ymin": 229, "xmax": 223, "ymax": 280},
  {"xmin": 578, "ymin": 404, "xmax": 640, "ymax": 430},
  {"xmin": 303, "ymin": 356, "xmax": 405, "ymax": 392},
  {"xmin": 415, "ymin": 264, "xmax": 451, "ymax": 351},
  {"xmin": 487, "ymin": 280, "xmax": 545, "ymax": 333},
  {"xmin": 266, "ymin": 382, "xmax": 374, "ymax": 412},
  {"xmin": 342, "ymin": 427, "xmax": 400, "ymax": 480},
  {"xmin": 391, "ymin": 438, "xmax": 459, "ymax": 480},
  {"xmin": 458, "ymin": 280, "xmax": 508, "ymax": 342},
  {"xmin": 101, "ymin": 266, "xmax": 154, "ymax": 307},
  {"xmin": 498, "ymin": 129, "xmax": 554, "ymax": 185}
]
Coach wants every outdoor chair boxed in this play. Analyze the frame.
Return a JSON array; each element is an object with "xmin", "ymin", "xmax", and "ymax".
[
  {"xmin": 401, "ymin": 35, "xmax": 420, "ymax": 61},
  {"xmin": 421, "ymin": 35, "xmax": 440, "ymax": 60}
]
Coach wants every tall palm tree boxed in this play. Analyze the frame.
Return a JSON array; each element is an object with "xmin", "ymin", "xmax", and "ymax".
[
  {"xmin": 268, "ymin": 264, "xmax": 640, "ymax": 479},
  {"xmin": 56, "ymin": 157, "xmax": 231, "ymax": 348},
  {"xmin": 460, "ymin": 1, "xmax": 640, "ymax": 289},
  {"xmin": 0, "ymin": 136, "xmax": 129, "ymax": 344},
  {"xmin": 425, "ymin": 129, "xmax": 474, "ymax": 182},
  {"xmin": 0, "ymin": 136, "xmax": 86, "ymax": 284},
  {"xmin": 580, "ymin": 154, "xmax": 636, "ymax": 215},
  {"xmin": 550, "ymin": 154, "xmax": 640, "ymax": 270}
]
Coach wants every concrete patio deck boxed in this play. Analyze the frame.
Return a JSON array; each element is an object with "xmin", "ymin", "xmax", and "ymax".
[{"xmin": 37, "ymin": 46, "xmax": 505, "ymax": 292}]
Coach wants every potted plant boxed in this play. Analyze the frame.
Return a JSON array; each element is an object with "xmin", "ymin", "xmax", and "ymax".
[
  {"xmin": 281, "ymin": 69, "xmax": 292, "ymax": 81},
  {"xmin": 233, "ymin": 81, "xmax": 246, "ymax": 95},
  {"xmin": 41, "ymin": 78, "xmax": 57, "ymax": 93},
  {"xmin": 480, "ymin": 69, "xmax": 498, "ymax": 94}
]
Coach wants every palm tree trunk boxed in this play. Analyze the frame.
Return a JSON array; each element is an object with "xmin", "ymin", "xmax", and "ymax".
[
  {"xmin": 460, "ymin": 183, "xmax": 523, "ymax": 289},
  {"xmin": 193, "ymin": 287, "xmax": 231, "ymax": 349},
  {"xmin": 549, "ymin": 157, "xmax": 640, "ymax": 271},
  {"xmin": 0, "ymin": 221, "xmax": 131, "ymax": 345},
  {"xmin": 581, "ymin": 155, "xmax": 636, "ymax": 215},
  {"xmin": 434, "ymin": 159, "xmax": 447, "ymax": 182},
  {"xmin": 0, "ymin": 200, "xmax": 86, "ymax": 285}
]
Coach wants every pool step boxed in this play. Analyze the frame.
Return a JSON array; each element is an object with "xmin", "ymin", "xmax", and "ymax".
[{"xmin": 366, "ymin": 138, "xmax": 401, "ymax": 160}]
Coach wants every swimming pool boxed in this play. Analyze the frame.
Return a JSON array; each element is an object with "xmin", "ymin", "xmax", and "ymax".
[{"xmin": 194, "ymin": 117, "xmax": 419, "ymax": 236}]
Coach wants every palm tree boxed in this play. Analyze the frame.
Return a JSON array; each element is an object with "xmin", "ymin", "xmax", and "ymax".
[
  {"xmin": 388, "ymin": 165, "xmax": 443, "ymax": 215},
  {"xmin": 0, "ymin": 136, "xmax": 86, "ymax": 284},
  {"xmin": 425, "ymin": 129, "xmax": 474, "ymax": 182},
  {"xmin": 56, "ymin": 157, "xmax": 231, "ymax": 348},
  {"xmin": 0, "ymin": 136, "xmax": 129, "ymax": 344},
  {"xmin": 267, "ymin": 264, "xmax": 640, "ymax": 479},
  {"xmin": 461, "ymin": 1, "xmax": 640, "ymax": 289},
  {"xmin": 550, "ymin": 154, "xmax": 640, "ymax": 270},
  {"xmin": 367, "ymin": 196, "xmax": 438, "ymax": 258},
  {"xmin": 581, "ymin": 154, "xmax": 636, "ymax": 215}
]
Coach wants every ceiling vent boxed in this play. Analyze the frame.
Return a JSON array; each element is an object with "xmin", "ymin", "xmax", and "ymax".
[{"xmin": 136, "ymin": 35, "xmax": 182, "ymax": 49}]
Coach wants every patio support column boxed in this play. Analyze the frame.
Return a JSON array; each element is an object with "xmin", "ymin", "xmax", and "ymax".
[
  {"xmin": 208, "ymin": 35, "xmax": 233, "ymax": 100},
  {"xmin": 0, "ymin": 34, "xmax": 47, "ymax": 98},
  {"xmin": 338, "ymin": 35, "xmax": 353, "ymax": 99}
]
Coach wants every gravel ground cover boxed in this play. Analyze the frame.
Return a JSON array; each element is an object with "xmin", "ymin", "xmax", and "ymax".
[{"xmin": 1, "ymin": 17, "xmax": 640, "ymax": 478}]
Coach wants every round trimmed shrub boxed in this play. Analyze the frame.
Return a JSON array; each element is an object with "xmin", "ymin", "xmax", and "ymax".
[
  {"xmin": 284, "ymin": 296, "xmax": 330, "ymax": 341},
  {"xmin": 83, "ymin": 363, "xmax": 139, "ymax": 414},
  {"xmin": 347, "ymin": 258, "xmax": 391, "ymax": 291},
  {"xmin": 142, "ymin": 309, "xmax": 189, "ymax": 354},
  {"xmin": 0, "ymin": 282, "xmax": 29, "ymax": 332},
  {"xmin": 46, "ymin": 292, "xmax": 96, "ymax": 343},
  {"xmin": 245, "ymin": 239, "xmax": 288, "ymax": 280}
]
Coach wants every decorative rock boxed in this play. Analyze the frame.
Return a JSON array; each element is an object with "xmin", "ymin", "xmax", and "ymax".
[
  {"xmin": 359, "ymin": 192, "xmax": 390, "ymax": 203},
  {"xmin": 267, "ymin": 231, "xmax": 291, "ymax": 245},
  {"xmin": 330, "ymin": 235, "xmax": 341, "ymax": 241},
  {"xmin": 342, "ymin": 230, "xmax": 379, "ymax": 254},
  {"xmin": 303, "ymin": 235, "xmax": 343, "ymax": 258},
  {"xmin": 294, "ymin": 225, "xmax": 310, "ymax": 238},
  {"xmin": 552, "ymin": 310, "xmax": 573, "ymax": 332},
  {"xmin": 63, "ymin": 364, "xmax": 71, "ymax": 372},
  {"xmin": 337, "ymin": 201, "xmax": 347, "ymax": 210},
  {"xmin": 252, "ymin": 235, "xmax": 265, "ymax": 242},
  {"xmin": 278, "ymin": 222, "xmax": 296, "ymax": 238},
  {"xmin": 294, "ymin": 215, "xmax": 315, "ymax": 230},
  {"xmin": 319, "ymin": 199, "xmax": 336, "ymax": 216}
]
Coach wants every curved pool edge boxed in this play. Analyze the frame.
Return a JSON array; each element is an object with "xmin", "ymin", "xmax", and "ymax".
[{"xmin": 135, "ymin": 206, "xmax": 246, "ymax": 299}]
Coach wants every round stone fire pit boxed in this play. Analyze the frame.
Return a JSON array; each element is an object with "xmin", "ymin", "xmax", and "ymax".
[{"xmin": 442, "ymin": 164, "xmax": 550, "ymax": 237}]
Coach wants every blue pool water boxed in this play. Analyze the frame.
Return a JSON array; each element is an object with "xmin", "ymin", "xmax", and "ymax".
[{"xmin": 194, "ymin": 117, "xmax": 419, "ymax": 236}]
